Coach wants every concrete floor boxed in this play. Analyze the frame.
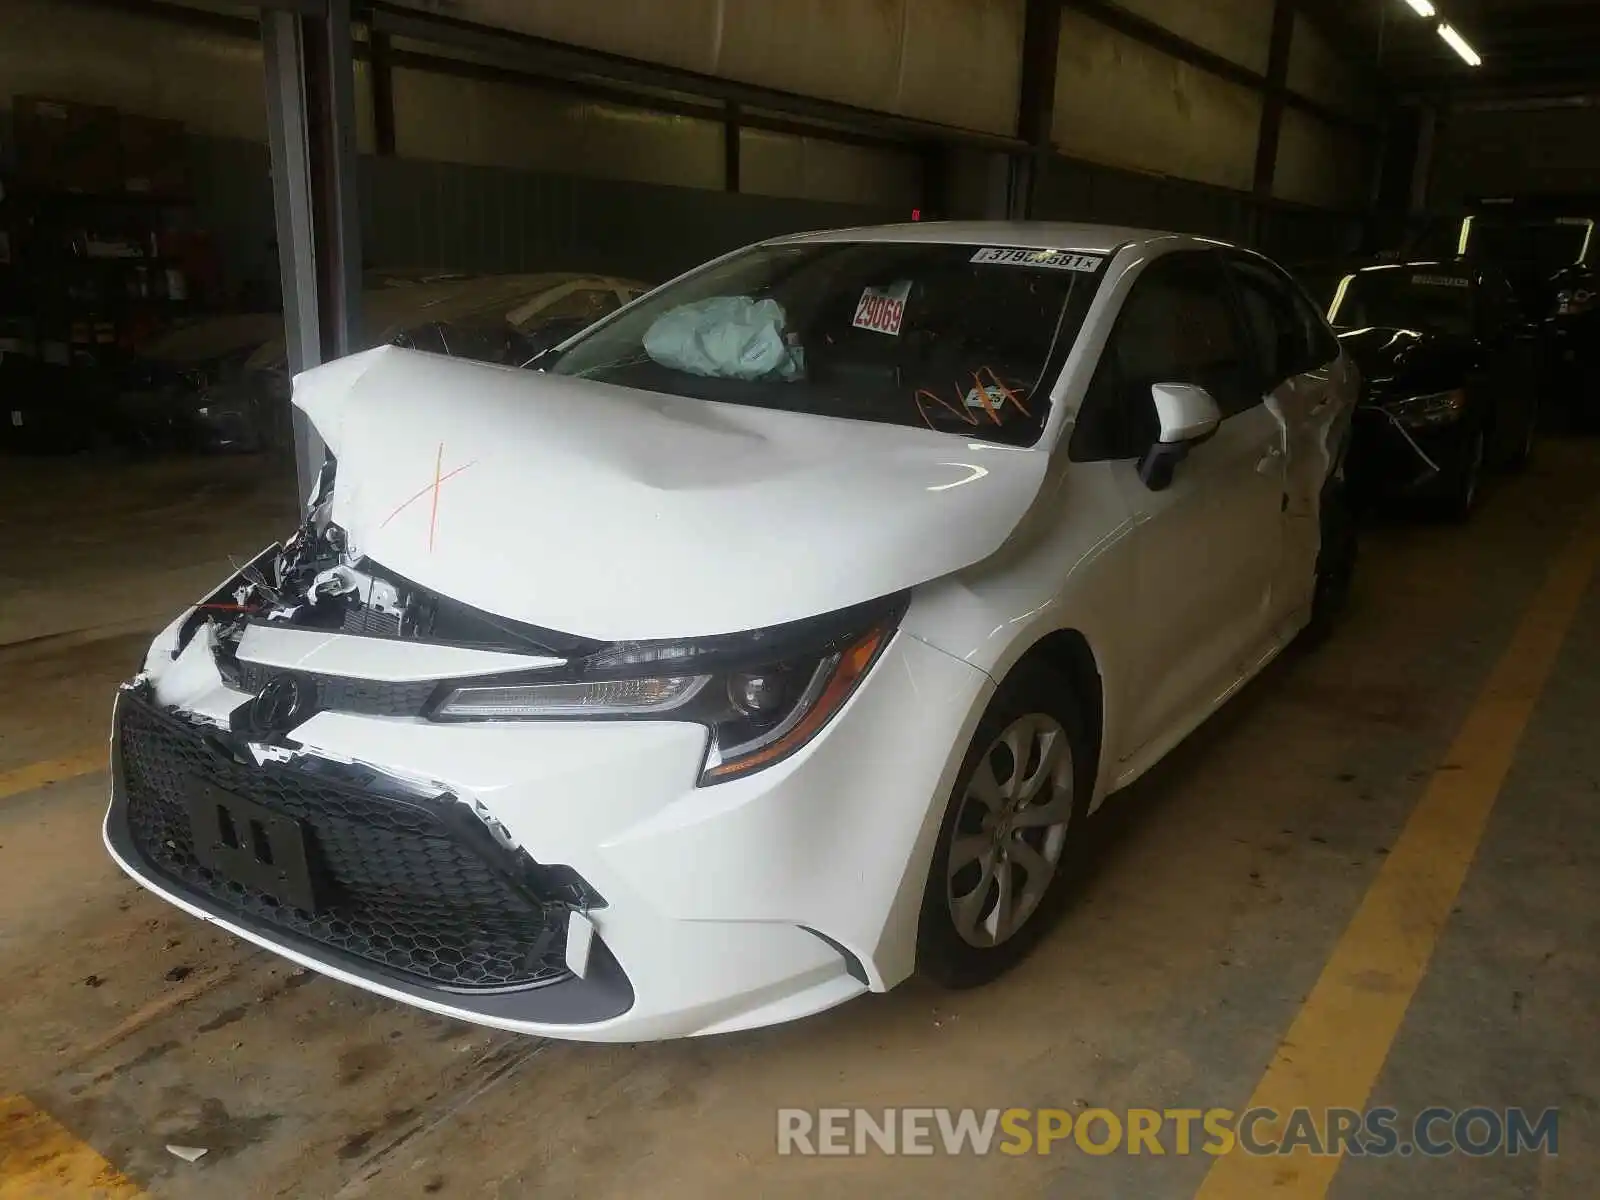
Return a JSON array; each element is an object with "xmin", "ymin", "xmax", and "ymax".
[{"xmin": 0, "ymin": 445, "xmax": 1595, "ymax": 1198}]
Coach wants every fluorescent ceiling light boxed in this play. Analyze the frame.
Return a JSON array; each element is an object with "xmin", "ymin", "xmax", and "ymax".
[
  {"xmin": 1438, "ymin": 23, "xmax": 1482, "ymax": 67},
  {"xmin": 1403, "ymin": 0, "xmax": 1436, "ymax": 17}
]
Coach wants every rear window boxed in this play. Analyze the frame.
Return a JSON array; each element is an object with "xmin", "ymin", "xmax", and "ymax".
[
  {"xmin": 1328, "ymin": 268, "xmax": 1476, "ymax": 338},
  {"xmin": 546, "ymin": 241, "xmax": 1108, "ymax": 446}
]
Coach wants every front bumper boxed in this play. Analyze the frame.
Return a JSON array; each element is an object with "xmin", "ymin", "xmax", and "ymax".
[
  {"xmin": 1346, "ymin": 405, "xmax": 1476, "ymax": 501},
  {"xmin": 105, "ymin": 621, "xmax": 993, "ymax": 1041}
]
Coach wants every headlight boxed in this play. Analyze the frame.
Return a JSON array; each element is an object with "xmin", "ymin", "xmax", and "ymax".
[
  {"xmin": 1386, "ymin": 388, "xmax": 1467, "ymax": 429},
  {"xmin": 1556, "ymin": 288, "xmax": 1595, "ymax": 317},
  {"xmin": 432, "ymin": 596, "xmax": 905, "ymax": 785}
]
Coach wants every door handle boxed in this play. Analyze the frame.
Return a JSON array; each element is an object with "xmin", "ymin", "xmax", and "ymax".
[{"xmin": 1256, "ymin": 445, "xmax": 1284, "ymax": 475}]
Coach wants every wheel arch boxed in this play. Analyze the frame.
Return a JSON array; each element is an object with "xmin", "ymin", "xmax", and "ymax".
[{"xmin": 1004, "ymin": 627, "xmax": 1106, "ymax": 802}]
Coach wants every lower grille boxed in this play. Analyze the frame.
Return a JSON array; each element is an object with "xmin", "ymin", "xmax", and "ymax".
[{"xmin": 117, "ymin": 693, "xmax": 573, "ymax": 991}]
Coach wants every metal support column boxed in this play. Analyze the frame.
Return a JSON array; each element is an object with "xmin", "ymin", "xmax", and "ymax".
[
  {"xmin": 371, "ymin": 30, "xmax": 397, "ymax": 157},
  {"xmin": 260, "ymin": 0, "xmax": 363, "ymax": 500},
  {"xmin": 1012, "ymin": 0, "xmax": 1061, "ymax": 219},
  {"xmin": 1409, "ymin": 105, "xmax": 1438, "ymax": 217},
  {"xmin": 1252, "ymin": 0, "xmax": 1296, "ymax": 203},
  {"xmin": 723, "ymin": 102, "xmax": 740, "ymax": 193}
]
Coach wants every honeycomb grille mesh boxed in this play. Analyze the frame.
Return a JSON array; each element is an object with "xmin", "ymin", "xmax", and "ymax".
[{"xmin": 117, "ymin": 695, "xmax": 571, "ymax": 991}]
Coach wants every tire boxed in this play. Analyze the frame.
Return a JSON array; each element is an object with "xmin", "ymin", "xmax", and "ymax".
[
  {"xmin": 1505, "ymin": 398, "xmax": 1537, "ymax": 472},
  {"xmin": 917, "ymin": 662, "xmax": 1094, "ymax": 989},
  {"xmin": 1302, "ymin": 475, "xmax": 1357, "ymax": 646},
  {"xmin": 1442, "ymin": 427, "xmax": 1486, "ymax": 522}
]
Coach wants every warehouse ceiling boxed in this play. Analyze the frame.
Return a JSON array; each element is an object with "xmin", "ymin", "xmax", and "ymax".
[{"xmin": 1308, "ymin": 0, "xmax": 1600, "ymax": 99}]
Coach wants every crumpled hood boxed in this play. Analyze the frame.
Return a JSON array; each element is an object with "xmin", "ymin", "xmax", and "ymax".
[
  {"xmin": 1337, "ymin": 325, "xmax": 1472, "ymax": 402},
  {"xmin": 292, "ymin": 346, "xmax": 1048, "ymax": 641}
]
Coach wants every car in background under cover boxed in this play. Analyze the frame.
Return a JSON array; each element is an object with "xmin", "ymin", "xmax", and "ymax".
[
  {"xmin": 1314, "ymin": 259, "xmax": 1541, "ymax": 518},
  {"xmin": 114, "ymin": 312, "xmax": 285, "ymax": 453},
  {"xmin": 105, "ymin": 224, "xmax": 1356, "ymax": 1041},
  {"xmin": 115, "ymin": 272, "xmax": 648, "ymax": 454}
]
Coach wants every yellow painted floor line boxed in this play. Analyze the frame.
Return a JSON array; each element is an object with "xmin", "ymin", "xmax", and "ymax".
[
  {"xmin": 1195, "ymin": 502, "xmax": 1600, "ymax": 1200},
  {"xmin": 0, "ymin": 1095, "xmax": 143, "ymax": 1198},
  {"xmin": 0, "ymin": 751, "xmax": 106, "ymax": 803}
]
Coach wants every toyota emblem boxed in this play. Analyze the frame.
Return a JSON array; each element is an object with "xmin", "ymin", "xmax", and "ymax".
[{"xmin": 248, "ymin": 674, "xmax": 315, "ymax": 736}]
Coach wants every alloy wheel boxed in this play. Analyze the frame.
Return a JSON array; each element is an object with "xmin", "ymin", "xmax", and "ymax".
[{"xmin": 945, "ymin": 712, "xmax": 1075, "ymax": 949}]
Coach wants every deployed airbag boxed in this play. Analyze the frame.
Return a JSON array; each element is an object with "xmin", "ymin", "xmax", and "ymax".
[{"xmin": 642, "ymin": 297, "xmax": 804, "ymax": 381}]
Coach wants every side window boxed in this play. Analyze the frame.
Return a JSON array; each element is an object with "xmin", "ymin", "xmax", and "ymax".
[
  {"xmin": 1072, "ymin": 251, "xmax": 1252, "ymax": 461},
  {"xmin": 1228, "ymin": 255, "xmax": 1319, "ymax": 389},
  {"xmin": 1291, "ymin": 284, "xmax": 1341, "ymax": 369}
]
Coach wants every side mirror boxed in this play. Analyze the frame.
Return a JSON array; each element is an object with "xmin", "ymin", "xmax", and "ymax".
[{"xmin": 1139, "ymin": 383, "xmax": 1222, "ymax": 491}]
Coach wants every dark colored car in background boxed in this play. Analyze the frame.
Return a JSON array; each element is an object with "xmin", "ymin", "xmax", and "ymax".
[
  {"xmin": 234, "ymin": 271, "xmax": 649, "ymax": 454},
  {"xmin": 114, "ymin": 271, "xmax": 649, "ymax": 456},
  {"xmin": 1312, "ymin": 259, "xmax": 1541, "ymax": 519},
  {"xmin": 1545, "ymin": 260, "xmax": 1599, "ymax": 425},
  {"xmin": 1439, "ymin": 204, "xmax": 1597, "ymax": 425},
  {"xmin": 114, "ymin": 312, "xmax": 283, "ymax": 453}
]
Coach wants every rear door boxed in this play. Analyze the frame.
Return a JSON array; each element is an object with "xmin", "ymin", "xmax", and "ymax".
[{"xmin": 1076, "ymin": 249, "xmax": 1287, "ymax": 758}]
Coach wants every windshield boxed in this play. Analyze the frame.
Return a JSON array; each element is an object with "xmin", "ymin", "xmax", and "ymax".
[
  {"xmin": 1463, "ymin": 216, "xmax": 1591, "ymax": 283},
  {"xmin": 546, "ymin": 241, "xmax": 1108, "ymax": 446},
  {"xmin": 1327, "ymin": 268, "xmax": 1475, "ymax": 337}
]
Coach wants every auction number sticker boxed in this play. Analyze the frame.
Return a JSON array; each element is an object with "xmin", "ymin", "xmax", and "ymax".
[
  {"xmin": 971, "ymin": 247, "xmax": 1105, "ymax": 272},
  {"xmin": 853, "ymin": 280, "xmax": 914, "ymax": 336}
]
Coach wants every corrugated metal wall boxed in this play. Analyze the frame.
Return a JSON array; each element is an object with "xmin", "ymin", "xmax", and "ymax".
[
  {"xmin": 156, "ymin": 133, "xmax": 905, "ymax": 291},
  {"xmin": 0, "ymin": 0, "xmax": 1376, "ymax": 294},
  {"xmin": 391, "ymin": 0, "xmax": 1027, "ymax": 137},
  {"xmin": 1032, "ymin": 156, "xmax": 1362, "ymax": 265},
  {"xmin": 1053, "ymin": 9, "xmax": 1263, "ymax": 195},
  {"xmin": 1111, "ymin": 0, "xmax": 1276, "ymax": 74},
  {"xmin": 360, "ymin": 153, "xmax": 903, "ymax": 282}
]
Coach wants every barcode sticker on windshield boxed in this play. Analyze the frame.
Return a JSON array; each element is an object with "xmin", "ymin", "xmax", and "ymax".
[
  {"xmin": 971, "ymin": 247, "xmax": 1104, "ymax": 272},
  {"xmin": 852, "ymin": 280, "xmax": 913, "ymax": 336},
  {"xmin": 1411, "ymin": 274, "xmax": 1471, "ymax": 289}
]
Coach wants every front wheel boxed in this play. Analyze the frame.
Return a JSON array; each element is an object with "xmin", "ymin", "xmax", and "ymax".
[
  {"xmin": 917, "ymin": 663, "xmax": 1094, "ymax": 989},
  {"xmin": 1443, "ymin": 427, "xmax": 1486, "ymax": 522},
  {"xmin": 1505, "ymin": 398, "xmax": 1537, "ymax": 472}
]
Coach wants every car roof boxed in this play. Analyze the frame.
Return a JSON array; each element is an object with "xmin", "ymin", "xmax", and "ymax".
[
  {"xmin": 768, "ymin": 221, "xmax": 1186, "ymax": 255},
  {"xmin": 1312, "ymin": 257, "xmax": 1484, "ymax": 280}
]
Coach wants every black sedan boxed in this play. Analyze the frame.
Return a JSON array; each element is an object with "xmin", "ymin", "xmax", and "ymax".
[
  {"xmin": 1546, "ymin": 262, "xmax": 1600, "ymax": 426},
  {"xmin": 1312, "ymin": 260, "xmax": 1541, "ymax": 519}
]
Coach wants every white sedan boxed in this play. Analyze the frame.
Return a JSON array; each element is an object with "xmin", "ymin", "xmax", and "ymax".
[{"xmin": 105, "ymin": 223, "xmax": 1358, "ymax": 1041}]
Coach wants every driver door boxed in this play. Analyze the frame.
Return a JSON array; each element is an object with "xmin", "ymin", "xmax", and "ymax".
[{"xmin": 1081, "ymin": 250, "xmax": 1285, "ymax": 761}]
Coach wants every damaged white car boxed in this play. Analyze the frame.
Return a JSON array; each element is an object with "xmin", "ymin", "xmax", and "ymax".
[{"xmin": 105, "ymin": 224, "xmax": 1357, "ymax": 1041}]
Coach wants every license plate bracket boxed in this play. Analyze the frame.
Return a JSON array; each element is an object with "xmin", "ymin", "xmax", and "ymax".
[{"xmin": 184, "ymin": 778, "xmax": 321, "ymax": 913}]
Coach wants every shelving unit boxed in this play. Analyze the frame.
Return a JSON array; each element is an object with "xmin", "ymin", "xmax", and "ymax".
[{"xmin": 0, "ymin": 97, "xmax": 210, "ymax": 451}]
